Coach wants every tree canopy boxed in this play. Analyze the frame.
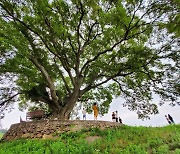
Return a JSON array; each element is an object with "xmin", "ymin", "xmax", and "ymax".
[{"xmin": 0, "ymin": 0, "xmax": 179, "ymax": 120}]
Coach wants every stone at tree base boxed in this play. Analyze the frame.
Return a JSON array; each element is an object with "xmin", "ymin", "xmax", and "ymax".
[
  {"xmin": 36, "ymin": 134, "xmax": 42, "ymax": 138},
  {"xmin": 22, "ymin": 133, "xmax": 31, "ymax": 139},
  {"xmin": 43, "ymin": 134, "xmax": 53, "ymax": 140}
]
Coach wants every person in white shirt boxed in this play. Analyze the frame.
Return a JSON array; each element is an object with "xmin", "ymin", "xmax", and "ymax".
[
  {"xmin": 82, "ymin": 108, "xmax": 86, "ymax": 120},
  {"xmin": 115, "ymin": 111, "xmax": 118, "ymax": 122}
]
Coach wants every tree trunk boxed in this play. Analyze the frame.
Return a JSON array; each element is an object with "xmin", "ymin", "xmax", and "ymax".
[
  {"xmin": 48, "ymin": 93, "xmax": 79, "ymax": 120},
  {"xmin": 50, "ymin": 110, "xmax": 70, "ymax": 120}
]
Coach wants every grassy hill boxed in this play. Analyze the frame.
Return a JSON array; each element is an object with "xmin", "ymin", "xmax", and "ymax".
[{"xmin": 0, "ymin": 124, "xmax": 179, "ymax": 154}]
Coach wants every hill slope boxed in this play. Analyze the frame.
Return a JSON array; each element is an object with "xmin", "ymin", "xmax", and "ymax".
[{"xmin": 0, "ymin": 125, "xmax": 179, "ymax": 153}]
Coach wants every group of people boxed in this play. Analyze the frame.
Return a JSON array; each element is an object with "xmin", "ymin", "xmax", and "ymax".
[
  {"xmin": 112, "ymin": 111, "xmax": 122, "ymax": 123},
  {"xmin": 82, "ymin": 103, "xmax": 122, "ymax": 123},
  {"xmin": 83, "ymin": 105, "xmax": 175, "ymax": 125},
  {"xmin": 82, "ymin": 103, "xmax": 98, "ymax": 120},
  {"xmin": 165, "ymin": 114, "xmax": 175, "ymax": 124}
]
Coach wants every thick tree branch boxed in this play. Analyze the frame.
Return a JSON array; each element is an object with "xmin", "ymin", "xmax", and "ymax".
[
  {"xmin": 83, "ymin": 21, "xmax": 98, "ymax": 47},
  {"xmin": 79, "ymin": 22, "xmax": 102, "ymax": 57},
  {"xmin": 30, "ymin": 56, "xmax": 60, "ymax": 108},
  {"xmin": 68, "ymin": 36, "xmax": 76, "ymax": 55},
  {"xmin": 79, "ymin": 1, "xmax": 161, "ymax": 77},
  {"xmin": 1, "ymin": 2, "xmax": 76, "ymax": 88},
  {"xmin": 42, "ymin": 17, "xmax": 75, "ymax": 87},
  {"xmin": 80, "ymin": 37, "xmax": 127, "ymax": 74},
  {"xmin": 53, "ymin": 58, "xmax": 71, "ymax": 93},
  {"xmin": 113, "ymin": 79, "xmax": 131, "ymax": 97},
  {"xmin": 17, "ymin": 25, "xmax": 61, "ymax": 99},
  {"xmin": 0, "ymin": 92, "xmax": 21, "ymax": 107},
  {"xmin": 77, "ymin": 1, "xmax": 85, "ymax": 53},
  {"xmin": 33, "ymin": 96, "xmax": 52, "ymax": 105},
  {"xmin": 81, "ymin": 71, "xmax": 134, "ymax": 95}
]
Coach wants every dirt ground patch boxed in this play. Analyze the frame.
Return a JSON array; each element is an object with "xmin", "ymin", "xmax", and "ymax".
[{"xmin": 85, "ymin": 136, "xmax": 102, "ymax": 143}]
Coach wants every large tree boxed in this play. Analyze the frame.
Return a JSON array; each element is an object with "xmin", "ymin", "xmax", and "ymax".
[{"xmin": 0, "ymin": 0, "xmax": 179, "ymax": 119}]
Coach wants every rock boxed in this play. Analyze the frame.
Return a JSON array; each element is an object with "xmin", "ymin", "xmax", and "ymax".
[
  {"xmin": 36, "ymin": 134, "xmax": 42, "ymax": 138},
  {"xmin": 43, "ymin": 134, "xmax": 53, "ymax": 140},
  {"xmin": 22, "ymin": 133, "xmax": 31, "ymax": 138}
]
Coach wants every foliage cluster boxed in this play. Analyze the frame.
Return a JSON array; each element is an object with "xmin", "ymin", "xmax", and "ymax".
[
  {"xmin": 0, "ymin": 0, "xmax": 179, "ymax": 120},
  {"xmin": 0, "ymin": 125, "xmax": 179, "ymax": 154}
]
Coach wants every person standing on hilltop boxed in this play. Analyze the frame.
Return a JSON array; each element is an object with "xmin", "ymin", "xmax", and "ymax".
[
  {"xmin": 168, "ymin": 114, "xmax": 175, "ymax": 124},
  {"xmin": 112, "ymin": 112, "xmax": 116, "ymax": 122},
  {"xmin": 165, "ymin": 115, "xmax": 171, "ymax": 124},
  {"xmin": 92, "ymin": 103, "xmax": 98, "ymax": 120},
  {"xmin": 82, "ymin": 108, "xmax": 86, "ymax": 120},
  {"xmin": 119, "ymin": 117, "xmax": 122, "ymax": 124},
  {"xmin": 115, "ymin": 111, "xmax": 118, "ymax": 122}
]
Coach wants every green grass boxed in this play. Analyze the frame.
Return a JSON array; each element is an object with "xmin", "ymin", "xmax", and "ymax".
[{"xmin": 0, "ymin": 125, "xmax": 180, "ymax": 154}]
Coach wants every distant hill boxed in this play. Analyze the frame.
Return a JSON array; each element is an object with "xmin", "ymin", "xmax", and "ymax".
[
  {"xmin": 0, "ymin": 129, "xmax": 7, "ymax": 139},
  {"xmin": 0, "ymin": 124, "xmax": 179, "ymax": 153},
  {"xmin": 0, "ymin": 132, "xmax": 4, "ymax": 139},
  {"xmin": 0, "ymin": 129, "xmax": 7, "ymax": 133}
]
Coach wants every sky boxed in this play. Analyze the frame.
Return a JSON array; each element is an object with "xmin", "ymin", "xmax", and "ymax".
[{"xmin": 1, "ymin": 96, "xmax": 179, "ymax": 129}]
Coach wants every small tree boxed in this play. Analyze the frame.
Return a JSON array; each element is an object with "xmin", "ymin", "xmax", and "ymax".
[{"xmin": 0, "ymin": 0, "xmax": 179, "ymax": 119}]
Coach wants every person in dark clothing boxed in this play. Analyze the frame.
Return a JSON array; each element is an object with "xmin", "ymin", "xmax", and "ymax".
[
  {"xmin": 112, "ymin": 112, "xmax": 116, "ymax": 122},
  {"xmin": 119, "ymin": 117, "xmax": 122, "ymax": 124},
  {"xmin": 165, "ymin": 115, "xmax": 171, "ymax": 124},
  {"xmin": 115, "ymin": 111, "xmax": 118, "ymax": 122},
  {"xmin": 168, "ymin": 114, "xmax": 175, "ymax": 124}
]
